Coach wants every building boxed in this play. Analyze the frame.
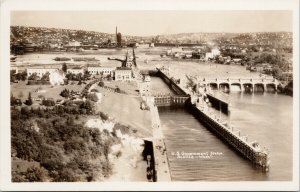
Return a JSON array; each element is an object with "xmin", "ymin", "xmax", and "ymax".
[
  {"xmin": 67, "ymin": 67, "xmax": 84, "ymax": 75},
  {"xmin": 116, "ymin": 27, "xmax": 122, "ymax": 47},
  {"xmin": 87, "ymin": 66, "xmax": 114, "ymax": 76},
  {"xmin": 68, "ymin": 40, "xmax": 81, "ymax": 47},
  {"xmin": 205, "ymin": 52, "xmax": 214, "ymax": 61},
  {"xmin": 27, "ymin": 67, "xmax": 60, "ymax": 78},
  {"xmin": 49, "ymin": 70, "xmax": 65, "ymax": 85},
  {"xmin": 211, "ymin": 48, "xmax": 221, "ymax": 57},
  {"xmin": 114, "ymin": 67, "xmax": 132, "ymax": 81}
]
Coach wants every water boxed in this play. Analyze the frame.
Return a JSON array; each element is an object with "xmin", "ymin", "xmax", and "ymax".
[
  {"xmin": 150, "ymin": 77, "xmax": 176, "ymax": 96},
  {"xmin": 145, "ymin": 57, "xmax": 292, "ymax": 181},
  {"xmin": 158, "ymin": 93, "xmax": 293, "ymax": 181}
]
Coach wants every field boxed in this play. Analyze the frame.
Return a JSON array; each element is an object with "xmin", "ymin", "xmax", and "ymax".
[{"xmin": 11, "ymin": 80, "xmax": 87, "ymax": 103}]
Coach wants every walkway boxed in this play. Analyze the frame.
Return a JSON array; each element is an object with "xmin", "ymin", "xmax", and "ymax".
[{"xmin": 147, "ymin": 96, "xmax": 172, "ymax": 181}]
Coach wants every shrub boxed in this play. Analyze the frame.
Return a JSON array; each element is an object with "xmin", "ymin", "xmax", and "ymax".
[
  {"xmin": 115, "ymin": 87, "xmax": 121, "ymax": 93},
  {"xmin": 87, "ymin": 93, "xmax": 98, "ymax": 102},
  {"xmin": 27, "ymin": 80, "xmax": 51, "ymax": 85},
  {"xmin": 98, "ymin": 81, "xmax": 104, "ymax": 87},
  {"xmin": 116, "ymin": 150, "xmax": 122, "ymax": 158},
  {"xmin": 42, "ymin": 99, "xmax": 55, "ymax": 106},
  {"xmin": 25, "ymin": 92, "xmax": 33, "ymax": 106},
  {"xmin": 60, "ymin": 88, "xmax": 70, "ymax": 98},
  {"xmin": 23, "ymin": 166, "xmax": 49, "ymax": 182},
  {"xmin": 99, "ymin": 112, "xmax": 109, "ymax": 121}
]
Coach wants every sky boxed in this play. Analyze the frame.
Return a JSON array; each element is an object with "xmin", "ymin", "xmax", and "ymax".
[{"xmin": 11, "ymin": 11, "xmax": 292, "ymax": 36}]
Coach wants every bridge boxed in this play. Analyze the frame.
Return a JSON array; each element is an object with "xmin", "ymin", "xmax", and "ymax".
[{"xmin": 198, "ymin": 77, "xmax": 279, "ymax": 92}]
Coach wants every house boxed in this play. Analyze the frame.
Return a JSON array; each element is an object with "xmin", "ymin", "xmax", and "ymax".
[
  {"xmin": 87, "ymin": 66, "xmax": 114, "ymax": 76},
  {"xmin": 67, "ymin": 67, "xmax": 84, "ymax": 75},
  {"xmin": 114, "ymin": 67, "xmax": 132, "ymax": 81}
]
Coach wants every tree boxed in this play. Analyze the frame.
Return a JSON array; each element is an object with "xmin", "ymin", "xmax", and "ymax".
[
  {"xmin": 115, "ymin": 87, "xmax": 121, "ymax": 93},
  {"xmin": 66, "ymin": 115, "xmax": 74, "ymax": 125},
  {"xmin": 107, "ymin": 74, "xmax": 112, "ymax": 81},
  {"xmin": 98, "ymin": 81, "xmax": 104, "ymax": 87},
  {"xmin": 62, "ymin": 63, "xmax": 67, "ymax": 73},
  {"xmin": 60, "ymin": 88, "xmax": 70, "ymax": 98},
  {"xmin": 20, "ymin": 106, "xmax": 31, "ymax": 118},
  {"xmin": 41, "ymin": 72, "xmax": 50, "ymax": 81},
  {"xmin": 76, "ymin": 73, "xmax": 83, "ymax": 81},
  {"xmin": 11, "ymin": 93, "xmax": 17, "ymax": 106},
  {"xmin": 25, "ymin": 92, "xmax": 33, "ymax": 106},
  {"xmin": 42, "ymin": 99, "xmax": 55, "ymax": 106},
  {"xmin": 10, "ymin": 73, "xmax": 16, "ymax": 82},
  {"xmin": 28, "ymin": 73, "xmax": 39, "ymax": 81},
  {"xmin": 23, "ymin": 166, "xmax": 49, "ymax": 182},
  {"xmin": 83, "ymin": 71, "xmax": 91, "ymax": 80},
  {"xmin": 87, "ymin": 93, "xmax": 98, "ymax": 102}
]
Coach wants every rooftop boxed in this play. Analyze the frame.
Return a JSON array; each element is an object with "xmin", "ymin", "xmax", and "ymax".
[
  {"xmin": 69, "ymin": 67, "xmax": 83, "ymax": 70},
  {"xmin": 116, "ymin": 67, "xmax": 131, "ymax": 71}
]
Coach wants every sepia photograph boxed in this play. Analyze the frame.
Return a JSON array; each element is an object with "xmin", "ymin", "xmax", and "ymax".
[{"xmin": 0, "ymin": 0, "xmax": 299, "ymax": 191}]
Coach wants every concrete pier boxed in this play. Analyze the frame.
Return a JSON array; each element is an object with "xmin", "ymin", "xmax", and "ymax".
[
  {"xmin": 206, "ymin": 92, "xmax": 230, "ymax": 114},
  {"xmin": 186, "ymin": 97, "xmax": 270, "ymax": 170},
  {"xmin": 146, "ymin": 96, "xmax": 172, "ymax": 181}
]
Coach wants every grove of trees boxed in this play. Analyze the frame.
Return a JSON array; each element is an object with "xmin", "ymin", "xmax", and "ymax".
[{"xmin": 11, "ymin": 105, "xmax": 119, "ymax": 182}]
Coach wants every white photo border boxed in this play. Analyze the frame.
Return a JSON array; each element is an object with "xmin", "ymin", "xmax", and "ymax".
[{"xmin": 0, "ymin": 0, "xmax": 299, "ymax": 191}]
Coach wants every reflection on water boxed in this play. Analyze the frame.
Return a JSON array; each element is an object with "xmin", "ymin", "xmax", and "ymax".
[{"xmin": 159, "ymin": 93, "xmax": 292, "ymax": 181}]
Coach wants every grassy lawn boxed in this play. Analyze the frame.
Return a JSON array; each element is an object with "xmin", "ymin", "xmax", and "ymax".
[
  {"xmin": 96, "ymin": 87, "xmax": 152, "ymax": 138},
  {"xmin": 101, "ymin": 80, "xmax": 140, "ymax": 96},
  {"xmin": 11, "ymin": 80, "xmax": 86, "ymax": 103}
]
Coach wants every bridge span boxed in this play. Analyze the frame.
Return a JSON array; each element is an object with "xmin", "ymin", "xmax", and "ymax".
[{"xmin": 198, "ymin": 77, "xmax": 279, "ymax": 92}]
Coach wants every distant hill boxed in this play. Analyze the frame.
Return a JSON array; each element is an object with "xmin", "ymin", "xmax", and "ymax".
[{"xmin": 10, "ymin": 26, "xmax": 292, "ymax": 48}]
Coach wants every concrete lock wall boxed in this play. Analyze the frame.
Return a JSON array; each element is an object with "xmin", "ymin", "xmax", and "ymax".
[{"xmin": 185, "ymin": 98, "xmax": 269, "ymax": 169}]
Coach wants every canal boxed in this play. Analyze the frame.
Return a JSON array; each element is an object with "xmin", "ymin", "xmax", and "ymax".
[{"xmin": 152, "ymin": 77, "xmax": 292, "ymax": 181}]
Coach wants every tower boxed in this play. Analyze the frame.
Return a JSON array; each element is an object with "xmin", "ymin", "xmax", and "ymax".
[{"xmin": 116, "ymin": 26, "xmax": 118, "ymax": 42}]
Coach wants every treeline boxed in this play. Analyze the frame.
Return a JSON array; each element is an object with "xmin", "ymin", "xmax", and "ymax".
[
  {"xmin": 10, "ymin": 71, "xmax": 27, "ymax": 82},
  {"xmin": 11, "ymin": 106, "xmax": 120, "ymax": 182}
]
